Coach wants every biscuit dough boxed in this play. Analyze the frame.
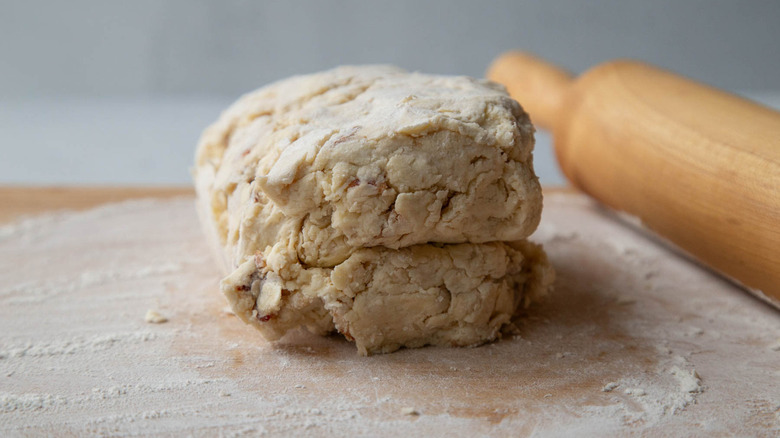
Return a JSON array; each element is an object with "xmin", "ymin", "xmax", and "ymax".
[{"xmin": 195, "ymin": 66, "xmax": 553, "ymax": 354}]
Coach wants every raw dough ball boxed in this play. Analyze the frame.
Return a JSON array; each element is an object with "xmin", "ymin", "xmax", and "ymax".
[{"xmin": 195, "ymin": 65, "xmax": 553, "ymax": 355}]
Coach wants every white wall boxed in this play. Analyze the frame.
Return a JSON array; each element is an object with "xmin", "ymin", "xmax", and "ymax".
[
  {"xmin": 2, "ymin": 1, "xmax": 779, "ymax": 185},
  {"xmin": 3, "ymin": 0, "xmax": 779, "ymax": 98}
]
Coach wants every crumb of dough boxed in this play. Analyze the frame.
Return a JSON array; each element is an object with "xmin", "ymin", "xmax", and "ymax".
[
  {"xmin": 144, "ymin": 309, "xmax": 168, "ymax": 324},
  {"xmin": 602, "ymin": 382, "xmax": 619, "ymax": 392},
  {"xmin": 400, "ymin": 407, "xmax": 419, "ymax": 416}
]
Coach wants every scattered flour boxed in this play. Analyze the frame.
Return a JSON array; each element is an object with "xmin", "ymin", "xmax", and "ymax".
[
  {"xmin": 0, "ymin": 331, "xmax": 156, "ymax": 359},
  {"xmin": 670, "ymin": 366, "xmax": 703, "ymax": 396},
  {"xmin": 1, "ymin": 263, "xmax": 183, "ymax": 305},
  {"xmin": 0, "ymin": 194, "xmax": 777, "ymax": 436},
  {"xmin": 684, "ymin": 326, "xmax": 705, "ymax": 337},
  {"xmin": 1, "ymin": 392, "xmax": 67, "ymax": 412},
  {"xmin": 598, "ymin": 354, "xmax": 704, "ymax": 426}
]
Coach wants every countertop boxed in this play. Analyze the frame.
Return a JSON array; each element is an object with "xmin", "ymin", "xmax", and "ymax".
[{"xmin": 1, "ymin": 188, "xmax": 778, "ymax": 436}]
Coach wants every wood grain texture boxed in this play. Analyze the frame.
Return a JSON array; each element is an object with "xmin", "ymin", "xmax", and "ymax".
[
  {"xmin": 488, "ymin": 51, "xmax": 780, "ymax": 302},
  {"xmin": 0, "ymin": 186, "xmax": 193, "ymax": 224},
  {"xmin": 486, "ymin": 52, "xmax": 572, "ymax": 131},
  {"xmin": 2, "ymin": 192, "xmax": 778, "ymax": 436}
]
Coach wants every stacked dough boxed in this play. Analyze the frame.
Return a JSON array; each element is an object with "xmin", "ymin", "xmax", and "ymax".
[{"xmin": 194, "ymin": 66, "xmax": 553, "ymax": 355}]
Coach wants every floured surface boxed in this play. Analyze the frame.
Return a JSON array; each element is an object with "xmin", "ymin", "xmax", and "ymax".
[{"xmin": 1, "ymin": 193, "xmax": 778, "ymax": 436}]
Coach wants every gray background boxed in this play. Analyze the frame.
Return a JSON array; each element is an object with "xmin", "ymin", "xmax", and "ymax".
[{"xmin": 2, "ymin": 0, "xmax": 779, "ymax": 185}]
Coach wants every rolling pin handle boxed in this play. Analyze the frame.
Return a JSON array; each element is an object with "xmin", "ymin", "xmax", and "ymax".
[
  {"xmin": 487, "ymin": 51, "xmax": 573, "ymax": 130},
  {"xmin": 487, "ymin": 50, "xmax": 780, "ymax": 304}
]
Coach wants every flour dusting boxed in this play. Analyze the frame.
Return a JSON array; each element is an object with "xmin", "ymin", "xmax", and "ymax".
[
  {"xmin": 0, "ymin": 331, "xmax": 157, "ymax": 359},
  {"xmin": 0, "ymin": 195, "xmax": 778, "ymax": 436},
  {"xmin": 1, "ymin": 393, "xmax": 67, "ymax": 413}
]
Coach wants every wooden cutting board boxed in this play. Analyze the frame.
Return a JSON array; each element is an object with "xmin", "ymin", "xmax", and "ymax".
[{"xmin": 1, "ymin": 187, "xmax": 778, "ymax": 436}]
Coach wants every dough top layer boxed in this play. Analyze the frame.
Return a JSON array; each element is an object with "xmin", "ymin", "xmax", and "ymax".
[{"xmin": 195, "ymin": 65, "xmax": 542, "ymax": 269}]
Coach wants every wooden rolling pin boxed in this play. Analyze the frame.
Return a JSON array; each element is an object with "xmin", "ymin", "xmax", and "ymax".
[{"xmin": 488, "ymin": 51, "xmax": 780, "ymax": 306}]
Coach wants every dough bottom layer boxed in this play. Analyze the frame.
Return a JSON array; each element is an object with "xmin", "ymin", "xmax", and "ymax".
[{"xmin": 222, "ymin": 240, "xmax": 553, "ymax": 355}]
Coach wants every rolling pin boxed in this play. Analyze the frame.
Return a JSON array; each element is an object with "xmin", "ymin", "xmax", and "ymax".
[{"xmin": 487, "ymin": 51, "xmax": 780, "ymax": 307}]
